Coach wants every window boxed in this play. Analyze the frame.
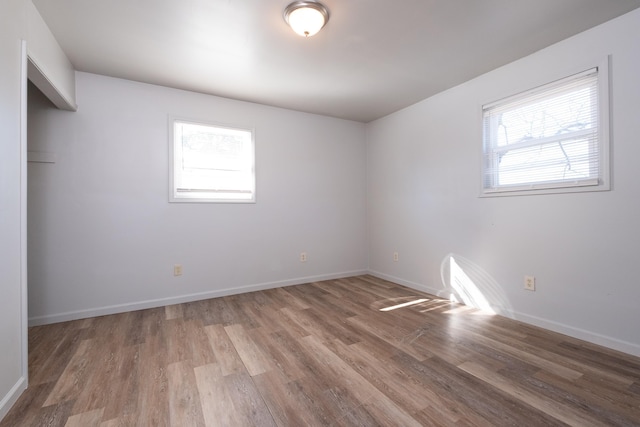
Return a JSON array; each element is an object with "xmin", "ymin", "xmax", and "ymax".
[
  {"xmin": 170, "ymin": 118, "xmax": 255, "ymax": 203},
  {"xmin": 482, "ymin": 64, "xmax": 609, "ymax": 196}
]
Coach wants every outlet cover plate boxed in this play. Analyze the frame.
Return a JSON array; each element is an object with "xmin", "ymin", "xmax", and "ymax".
[
  {"xmin": 174, "ymin": 264, "xmax": 183, "ymax": 276},
  {"xmin": 524, "ymin": 275, "xmax": 535, "ymax": 291}
]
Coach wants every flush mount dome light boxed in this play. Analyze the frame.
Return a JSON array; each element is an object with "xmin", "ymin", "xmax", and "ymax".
[{"xmin": 284, "ymin": 1, "xmax": 329, "ymax": 37}]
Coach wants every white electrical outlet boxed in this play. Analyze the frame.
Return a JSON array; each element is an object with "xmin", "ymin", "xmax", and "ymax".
[
  {"xmin": 524, "ymin": 275, "xmax": 535, "ymax": 291},
  {"xmin": 393, "ymin": 252, "xmax": 399, "ymax": 262},
  {"xmin": 300, "ymin": 252, "xmax": 307, "ymax": 262},
  {"xmin": 174, "ymin": 264, "xmax": 183, "ymax": 276}
]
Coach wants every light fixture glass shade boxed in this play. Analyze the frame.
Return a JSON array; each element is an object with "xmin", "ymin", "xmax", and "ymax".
[{"xmin": 284, "ymin": 1, "xmax": 329, "ymax": 37}]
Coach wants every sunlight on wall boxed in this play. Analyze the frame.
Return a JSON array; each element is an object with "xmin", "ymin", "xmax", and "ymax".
[
  {"xmin": 448, "ymin": 256, "xmax": 494, "ymax": 314},
  {"xmin": 440, "ymin": 253, "xmax": 513, "ymax": 316}
]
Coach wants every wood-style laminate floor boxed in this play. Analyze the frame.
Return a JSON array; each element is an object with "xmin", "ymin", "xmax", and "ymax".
[{"xmin": 3, "ymin": 275, "xmax": 640, "ymax": 426}]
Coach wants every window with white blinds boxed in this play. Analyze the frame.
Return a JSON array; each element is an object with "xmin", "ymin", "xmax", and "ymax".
[
  {"xmin": 170, "ymin": 119, "xmax": 255, "ymax": 203},
  {"xmin": 482, "ymin": 66, "xmax": 609, "ymax": 195}
]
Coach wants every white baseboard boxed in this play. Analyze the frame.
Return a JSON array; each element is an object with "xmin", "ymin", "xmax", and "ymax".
[
  {"xmin": 28, "ymin": 269, "xmax": 640, "ymax": 358},
  {"xmin": 0, "ymin": 376, "xmax": 26, "ymax": 422},
  {"xmin": 510, "ymin": 311, "xmax": 640, "ymax": 358},
  {"xmin": 28, "ymin": 270, "xmax": 368, "ymax": 327},
  {"xmin": 367, "ymin": 270, "xmax": 446, "ymax": 298},
  {"xmin": 367, "ymin": 270, "xmax": 640, "ymax": 358}
]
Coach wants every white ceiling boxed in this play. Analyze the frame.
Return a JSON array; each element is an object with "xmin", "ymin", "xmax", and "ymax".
[{"xmin": 33, "ymin": 0, "xmax": 640, "ymax": 123}]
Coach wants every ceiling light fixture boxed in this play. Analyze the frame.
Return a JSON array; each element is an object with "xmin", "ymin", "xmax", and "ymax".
[{"xmin": 283, "ymin": 1, "xmax": 330, "ymax": 37}]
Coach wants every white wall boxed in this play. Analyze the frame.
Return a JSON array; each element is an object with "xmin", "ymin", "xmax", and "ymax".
[
  {"xmin": 27, "ymin": 0, "xmax": 77, "ymax": 111},
  {"xmin": 28, "ymin": 72, "xmax": 367, "ymax": 323},
  {"xmin": 367, "ymin": 9, "xmax": 640, "ymax": 356},
  {"xmin": 0, "ymin": 0, "xmax": 28, "ymax": 420}
]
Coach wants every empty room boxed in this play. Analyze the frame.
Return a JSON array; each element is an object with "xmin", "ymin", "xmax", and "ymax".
[{"xmin": 1, "ymin": 0, "xmax": 640, "ymax": 425}]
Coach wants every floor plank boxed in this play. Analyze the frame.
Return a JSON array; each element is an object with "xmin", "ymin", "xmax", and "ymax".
[
  {"xmin": 2, "ymin": 275, "xmax": 640, "ymax": 426},
  {"xmin": 167, "ymin": 360, "xmax": 205, "ymax": 427}
]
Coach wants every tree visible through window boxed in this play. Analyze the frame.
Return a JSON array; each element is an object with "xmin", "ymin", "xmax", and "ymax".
[{"xmin": 482, "ymin": 67, "xmax": 609, "ymax": 195}]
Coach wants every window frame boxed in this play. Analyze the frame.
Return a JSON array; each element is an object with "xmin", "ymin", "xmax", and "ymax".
[
  {"xmin": 169, "ymin": 116, "xmax": 256, "ymax": 204},
  {"xmin": 480, "ymin": 58, "xmax": 611, "ymax": 197}
]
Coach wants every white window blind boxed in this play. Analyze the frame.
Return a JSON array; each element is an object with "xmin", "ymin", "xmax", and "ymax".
[
  {"xmin": 482, "ymin": 68, "xmax": 605, "ymax": 195},
  {"xmin": 170, "ymin": 119, "xmax": 255, "ymax": 203}
]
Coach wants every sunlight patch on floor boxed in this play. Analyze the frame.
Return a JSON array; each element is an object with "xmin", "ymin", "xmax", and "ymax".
[{"xmin": 379, "ymin": 298, "xmax": 429, "ymax": 312}]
